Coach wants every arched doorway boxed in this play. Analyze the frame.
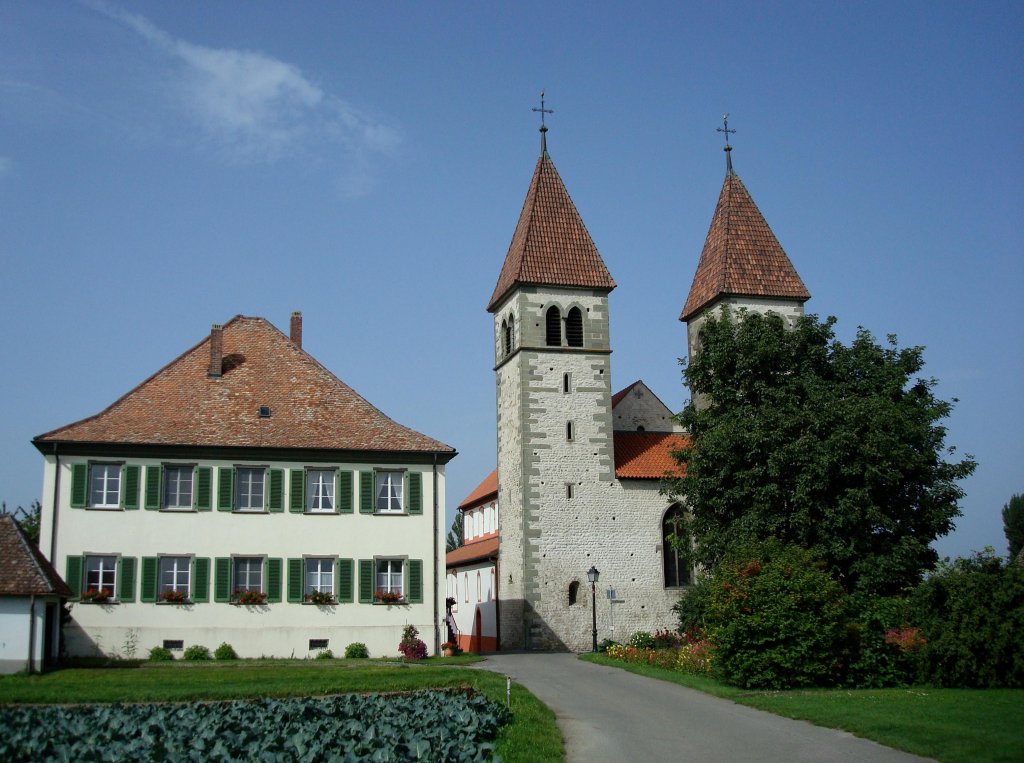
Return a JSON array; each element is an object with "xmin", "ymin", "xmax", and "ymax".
[{"xmin": 472, "ymin": 609, "xmax": 483, "ymax": 654}]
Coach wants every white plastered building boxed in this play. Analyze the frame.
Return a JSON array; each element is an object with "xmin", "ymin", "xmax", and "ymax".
[{"xmin": 33, "ymin": 313, "xmax": 456, "ymax": 659}]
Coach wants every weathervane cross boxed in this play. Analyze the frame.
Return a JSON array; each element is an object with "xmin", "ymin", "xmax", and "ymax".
[
  {"xmin": 532, "ymin": 90, "xmax": 554, "ymax": 129},
  {"xmin": 717, "ymin": 112, "xmax": 736, "ymax": 148}
]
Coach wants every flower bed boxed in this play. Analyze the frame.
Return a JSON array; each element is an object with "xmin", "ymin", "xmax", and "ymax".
[{"xmin": 605, "ymin": 633, "xmax": 714, "ymax": 676}]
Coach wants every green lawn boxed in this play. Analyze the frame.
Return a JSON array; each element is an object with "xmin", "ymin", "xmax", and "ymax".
[
  {"xmin": 581, "ymin": 654, "xmax": 1023, "ymax": 763},
  {"xmin": 0, "ymin": 658, "xmax": 563, "ymax": 762}
]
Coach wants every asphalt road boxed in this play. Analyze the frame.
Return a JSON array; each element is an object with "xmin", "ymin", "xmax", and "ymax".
[{"xmin": 480, "ymin": 653, "xmax": 932, "ymax": 763}]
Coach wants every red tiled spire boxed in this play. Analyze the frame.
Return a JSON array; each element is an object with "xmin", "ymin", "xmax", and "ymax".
[
  {"xmin": 680, "ymin": 172, "xmax": 809, "ymax": 322},
  {"xmin": 487, "ymin": 150, "xmax": 615, "ymax": 312}
]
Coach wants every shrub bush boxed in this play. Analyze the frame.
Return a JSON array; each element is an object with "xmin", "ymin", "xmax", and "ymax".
[
  {"xmin": 909, "ymin": 548, "xmax": 1024, "ymax": 687},
  {"xmin": 344, "ymin": 642, "xmax": 369, "ymax": 659},
  {"xmin": 843, "ymin": 594, "xmax": 920, "ymax": 687},
  {"xmin": 398, "ymin": 625, "xmax": 428, "ymax": 661},
  {"xmin": 627, "ymin": 631, "xmax": 655, "ymax": 650},
  {"xmin": 705, "ymin": 539, "xmax": 847, "ymax": 689},
  {"xmin": 596, "ymin": 639, "xmax": 620, "ymax": 653},
  {"xmin": 183, "ymin": 644, "xmax": 211, "ymax": 661},
  {"xmin": 148, "ymin": 646, "xmax": 174, "ymax": 662},
  {"xmin": 673, "ymin": 573, "xmax": 714, "ymax": 634},
  {"xmin": 213, "ymin": 642, "xmax": 238, "ymax": 660},
  {"xmin": 315, "ymin": 649, "xmax": 334, "ymax": 660}
]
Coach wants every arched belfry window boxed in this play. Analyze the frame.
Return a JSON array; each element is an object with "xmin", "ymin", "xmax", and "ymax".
[
  {"xmin": 566, "ymin": 307, "xmax": 583, "ymax": 347},
  {"xmin": 545, "ymin": 306, "xmax": 561, "ymax": 346},
  {"xmin": 663, "ymin": 505, "xmax": 691, "ymax": 587},
  {"xmin": 502, "ymin": 318, "xmax": 513, "ymax": 356}
]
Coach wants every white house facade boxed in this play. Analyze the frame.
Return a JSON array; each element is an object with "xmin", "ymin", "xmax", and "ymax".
[{"xmin": 34, "ymin": 314, "xmax": 456, "ymax": 659}]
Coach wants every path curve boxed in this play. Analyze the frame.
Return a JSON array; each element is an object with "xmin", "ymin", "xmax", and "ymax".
[{"xmin": 479, "ymin": 653, "xmax": 932, "ymax": 763}]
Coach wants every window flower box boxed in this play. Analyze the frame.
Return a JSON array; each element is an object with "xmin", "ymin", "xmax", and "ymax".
[
  {"xmin": 233, "ymin": 589, "xmax": 267, "ymax": 605},
  {"xmin": 305, "ymin": 590, "xmax": 335, "ymax": 605},
  {"xmin": 81, "ymin": 587, "xmax": 111, "ymax": 604},
  {"xmin": 159, "ymin": 590, "xmax": 189, "ymax": 604},
  {"xmin": 374, "ymin": 590, "xmax": 404, "ymax": 604}
]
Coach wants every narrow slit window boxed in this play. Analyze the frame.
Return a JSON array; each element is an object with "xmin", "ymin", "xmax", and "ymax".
[
  {"xmin": 566, "ymin": 421, "xmax": 574, "ymax": 441},
  {"xmin": 563, "ymin": 373, "xmax": 571, "ymax": 393},
  {"xmin": 566, "ymin": 483, "xmax": 574, "ymax": 499}
]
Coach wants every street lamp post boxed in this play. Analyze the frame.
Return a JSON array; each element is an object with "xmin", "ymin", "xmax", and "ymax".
[{"xmin": 587, "ymin": 566, "xmax": 600, "ymax": 652}]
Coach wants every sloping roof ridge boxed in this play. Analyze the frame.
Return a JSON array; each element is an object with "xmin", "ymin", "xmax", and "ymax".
[
  {"xmin": 611, "ymin": 380, "xmax": 642, "ymax": 409},
  {"xmin": 0, "ymin": 515, "xmax": 72, "ymax": 596},
  {"xmin": 458, "ymin": 468, "xmax": 498, "ymax": 509},
  {"xmin": 34, "ymin": 314, "xmax": 247, "ymax": 443}
]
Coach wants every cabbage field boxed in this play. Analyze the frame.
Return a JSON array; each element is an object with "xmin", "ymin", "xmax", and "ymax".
[{"xmin": 0, "ymin": 690, "xmax": 511, "ymax": 762}]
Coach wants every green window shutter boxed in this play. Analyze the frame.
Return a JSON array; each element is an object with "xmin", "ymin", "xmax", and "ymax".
[
  {"xmin": 338, "ymin": 471, "xmax": 354, "ymax": 514},
  {"xmin": 118, "ymin": 557, "xmax": 137, "ymax": 602},
  {"xmin": 144, "ymin": 466, "xmax": 162, "ymax": 510},
  {"xmin": 358, "ymin": 559, "xmax": 374, "ymax": 603},
  {"xmin": 195, "ymin": 467, "xmax": 212, "ymax": 511},
  {"xmin": 217, "ymin": 468, "xmax": 234, "ymax": 511},
  {"xmin": 337, "ymin": 558, "xmax": 354, "ymax": 603},
  {"xmin": 70, "ymin": 464, "xmax": 88, "ymax": 508},
  {"xmin": 214, "ymin": 558, "xmax": 231, "ymax": 602},
  {"xmin": 407, "ymin": 559, "xmax": 423, "ymax": 604},
  {"xmin": 289, "ymin": 469, "xmax": 305, "ymax": 513},
  {"xmin": 287, "ymin": 558, "xmax": 304, "ymax": 602},
  {"xmin": 266, "ymin": 558, "xmax": 283, "ymax": 603},
  {"xmin": 268, "ymin": 469, "xmax": 284, "ymax": 512},
  {"xmin": 140, "ymin": 557, "xmax": 158, "ymax": 602},
  {"xmin": 65, "ymin": 555, "xmax": 84, "ymax": 599},
  {"xmin": 193, "ymin": 558, "xmax": 210, "ymax": 602},
  {"xmin": 407, "ymin": 472, "xmax": 423, "ymax": 515},
  {"xmin": 122, "ymin": 465, "xmax": 140, "ymax": 510},
  {"xmin": 359, "ymin": 471, "xmax": 374, "ymax": 514}
]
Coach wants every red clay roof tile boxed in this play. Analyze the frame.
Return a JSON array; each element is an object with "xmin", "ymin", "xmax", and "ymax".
[
  {"xmin": 458, "ymin": 469, "xmax": 498, "ymax": 510},
  {"xmin": 488, "ymin": 151, "xmax": 615, "ymax": 312},
  {"xmin": 0, "ymin": 515, "xmax": 73, "ymax": 597},
  {"xmin": 445, "ymin": 535, "xmax": 500, "ymax": 567},
  {"xmin": 34, "ymin": 316, "xmax": 455, "ymax": 455},
  {"xmin": 613, "ymin": 431, "xmax": 688, "ymax": 479},
  {"xmin": 681, "ymin": 173, "xmax": 809, "ymax": 321}
]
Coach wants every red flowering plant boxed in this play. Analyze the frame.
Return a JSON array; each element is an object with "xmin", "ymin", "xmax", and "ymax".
[
  {"xmin": 159, "ymin": 590, "xmax": 188, "ymax": 604},
  {"xmin": 81, "ymin": 587, "xmax": 111, "ymax": 603},
  {"xmin": 305, "ymin": 590, "xmax": 335, "ymax": 605},
  {"xmin": 374, "ymin": 590, "xmax": 403, "ymax": 604},
  {"xmin": 234, "ymin": 589, "xmax": 267, "ymax": 605},
  {"xmin": 399, "ymin": 624, "xmax": 428, "ymax": 660},
  {"xmin": 884, "ymin": 626, "xmax": 926, "ymax": 653}
]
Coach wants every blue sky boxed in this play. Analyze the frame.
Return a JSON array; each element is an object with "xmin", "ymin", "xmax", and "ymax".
[{"xmin": 2, "ymin": 1, "xmax": 1021, "ymax": 560}]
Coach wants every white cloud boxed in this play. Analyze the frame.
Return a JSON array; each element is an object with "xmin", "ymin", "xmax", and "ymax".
[{"xmin": 95, "ymin": 4, "xmax": 399, "ymax": 169}]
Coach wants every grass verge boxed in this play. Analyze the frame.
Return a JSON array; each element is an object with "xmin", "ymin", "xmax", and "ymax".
[
  {"xmin": 0, "ymin": 659, "xmax": 562, "ymax": 762},
  {"xmin": 580, "ymin": 654, "xmax": 1023, "ymax": 763}
]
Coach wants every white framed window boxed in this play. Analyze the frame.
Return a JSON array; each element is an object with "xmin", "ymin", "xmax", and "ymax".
[
  {"xmin": 89, "ymin": 465, "xmax": 120, "ymax": 508},
  {"xmin": 233, "ymin": 557, "xmax": 263, "ymax": 593},
  {"xmin": 159, "ymin": 556, "xmax": 191, "ymax": 598},
  {"xmin": 464, "ymin": 513, "xmax": 472, "ymax": 542},
  {"xmin": 306, "ymin": 558, "xmax": 334, "ymax": 596},
  {"xmin": 306, "ymin": 470, "xmax": 335, "ymax": 512},
  {"xmin": 375, "ymin": 559, "xmax": 403, "ymax": 598},
  {"xmin": 235, "ymin": 467, "xmax": 265, "ymax": 512},
  {"xmin": 85, "ymin": 555, "xmax": 117, "ymax": 597},
  {"xmin": 163, "ymin": 466, "xmax": 193, "ymax": 510},
  {"xmin": 375, "ymin": 471, "xmax": 404, "ymax": 513}
]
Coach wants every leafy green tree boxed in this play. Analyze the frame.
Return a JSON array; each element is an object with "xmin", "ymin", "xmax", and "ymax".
[
  {"xmin": 2, "ymin": 500, "xmax": 41, "ymax": 545},
  {"xmin": 668, "ymin": 310, "xmax": 976, "ymax": 597},
  {"xmin": 1002, "ymin": 493, "xmax": 1024, "ymax": 560},
  {"xmin": 446, "ymin": 511, "xmax": 464, "ymax": 553}
]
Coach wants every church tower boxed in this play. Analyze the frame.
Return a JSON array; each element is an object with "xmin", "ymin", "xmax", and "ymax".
[
  {"xmin": 681, "ymin": 119, "xmax": 810, "ymax": 374},
  {"xmin": 488, "ymin": 110, "xmax": 617, "ymax": 650}
]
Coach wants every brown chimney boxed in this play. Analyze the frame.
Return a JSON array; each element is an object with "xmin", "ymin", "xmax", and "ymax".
[
  {"xmin": 208, "ymin": 324, "xmax": 223, "ymax": 377},
  {"xmin": 290, "ymin": 311, "xmax": 302, "ymax": 348}
]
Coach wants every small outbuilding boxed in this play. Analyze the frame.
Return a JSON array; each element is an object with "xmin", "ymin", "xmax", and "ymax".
[{"xmin": 0, "ymin": 514, "xmax": 71, "ymax": 673}]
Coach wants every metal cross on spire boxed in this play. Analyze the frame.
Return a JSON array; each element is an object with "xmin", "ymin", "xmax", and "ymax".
[
  {"xmin": 717, "ymin": 113, "xmax": 736, "ymax": 175},
  {"xmin": 532, "ymin": 90, "xmax": 554, "ymax": 152}
]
